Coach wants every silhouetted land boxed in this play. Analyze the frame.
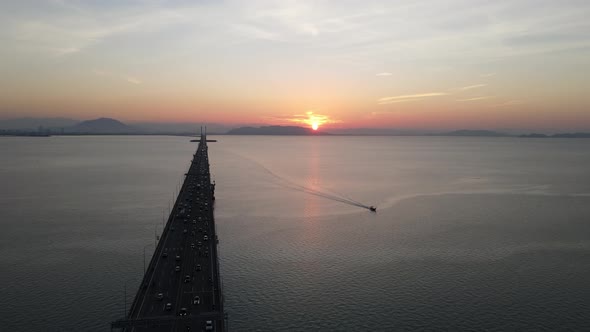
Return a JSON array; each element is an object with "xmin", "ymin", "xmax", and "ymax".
[
  {"xmin": 0, "ymin": 117, "xmax": 225, "ymax": 135},
  {"xmin": 520, "ymin": 133, "xmax": 590, "ymax": 138},
  {"xmin": 434, "ymin": 129, "xmax": 509, "ymax": 137},
  {"xmin": 69, "ymin": 118, "xmax": 138, "ymax": 134},
  {"xmin": 2, "ymin": 117, "xmax": 590, "ymax": 137},
  {"xmin": 0, "ymin": 131, "xmax": 51, "ymax": 137}
]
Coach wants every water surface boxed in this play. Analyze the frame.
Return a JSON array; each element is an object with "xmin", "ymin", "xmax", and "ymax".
[{"xmin": 0, "ymin": 136, "xmax": 589, "ymax": 331}]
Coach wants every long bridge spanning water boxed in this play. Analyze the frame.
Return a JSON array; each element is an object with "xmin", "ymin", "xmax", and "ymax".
[{"xmin": 112, "ymin": 134, "xmax": 225, "ymax": 331}]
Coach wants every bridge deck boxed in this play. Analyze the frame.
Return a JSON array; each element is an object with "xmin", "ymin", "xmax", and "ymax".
[{"xmin": 113, "ymin": 135, "xmax": 225, "ymax": 331}]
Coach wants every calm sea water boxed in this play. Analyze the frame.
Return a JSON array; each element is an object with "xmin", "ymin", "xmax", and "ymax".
[{"xmin": 1, "ymin": 135, "xmax": 589, "ymax": 331}]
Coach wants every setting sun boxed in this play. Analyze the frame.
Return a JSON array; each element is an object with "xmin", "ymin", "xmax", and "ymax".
[{"xmin": 312, "ymin": 122, "xmax": 319, "ymax": 130}]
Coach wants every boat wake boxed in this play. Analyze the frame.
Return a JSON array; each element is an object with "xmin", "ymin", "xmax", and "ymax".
[{"xmin": 233, "ymin": 152, "xmax": 376, "ymax": 211}]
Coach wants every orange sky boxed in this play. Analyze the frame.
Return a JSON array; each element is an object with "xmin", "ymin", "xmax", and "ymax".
[{"xmin": 1, "ymin": 1, "xmax": 589, "ymax": 131}]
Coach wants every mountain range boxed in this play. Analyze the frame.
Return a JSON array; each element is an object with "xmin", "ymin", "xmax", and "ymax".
[
  {"xmin": 0, "ymin": 117, "xmax": 228, "ymax": 135},
  {"xmin": 67, "ymin": 118, "xmax": 139, "ymax": 134}
]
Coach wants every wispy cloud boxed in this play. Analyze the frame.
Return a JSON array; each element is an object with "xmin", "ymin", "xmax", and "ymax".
[
  {"xmin": 370, "ymin": 111, "xmax": 391, "ymax": 116},
  {"xmin": 301, "ymin": 23, "xmax": 319, "ymax": 36},
  {"xmin": 456, "ymin": 96, "xmax": 493, "ymax": 101},
  {"xmin": 376, "ymin": 72, "xmax": 392, "ymax": 76},
  {"xmin": 481, "ymin": 73, "xmax": 496, "ymax": 78},
  {"xmin": 378, "ymin": 92, "xmax": 448, "ymax": 104},
  {"xmin": 94, "ymin": 70, "xmax": 142, "ymax": 85},
  {"xmin": 378, "ymin": 99, "xmax": 421, "ymax": 105},
  {"xmin": 230, "ymin": 23, "xmax": 282, "ymax": 42},
  {"xmin": 125, "ymin": 77, "xmax": 142, "ymax": 85},
  {"xmin": 378, "ymin": 99, "xmax": 419, "ymax": 105},
  {"xmin": 489, "ymin": 100, "xmax": 525, "ymax": 107},
  {"xmin": 54, "ymin": 47, "xmax": 81, "ymax": 56},
  {"xmin": 9, "ymin": 5, "xmax": 189, "ymax": 56},
  {"xmin": 457, "ymin": 84, "xmax": 487, "ymax": 90}
]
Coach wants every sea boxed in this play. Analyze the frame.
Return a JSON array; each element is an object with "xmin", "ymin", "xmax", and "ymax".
[{"xmin": 0, "ymin": 135, "xmax": 589, "ymax": 331}]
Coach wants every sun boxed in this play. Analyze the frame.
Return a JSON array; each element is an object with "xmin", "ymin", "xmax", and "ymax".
[{"xmin": 311, "ymin": 122, "xmax": 319, "ymax": 131}]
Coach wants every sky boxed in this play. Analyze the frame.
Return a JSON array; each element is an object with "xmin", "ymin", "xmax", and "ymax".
[{"xmin": 1, "ymin": 0, "xmax": 589, "ymax": 131}]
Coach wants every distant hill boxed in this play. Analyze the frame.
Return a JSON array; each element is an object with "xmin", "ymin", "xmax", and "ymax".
[
  {"xmin": 519, "ymin": 133, "xmax": 549, "ymax": 138},
  {"xmin": 437, "ymin": 129, "xmax": 509, "ymax": 137},
  {"xmin": 66, "ymin": 118, "xmax": 141, "ymax": 134},
  {"xmin": 226, "ymin": 125, "xmax": 326, "ymax": 135}
]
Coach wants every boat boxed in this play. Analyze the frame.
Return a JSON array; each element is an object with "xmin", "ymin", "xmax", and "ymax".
[{"xmin": 369, "ymin": 206, "xmax": 377, "ymax": 212}]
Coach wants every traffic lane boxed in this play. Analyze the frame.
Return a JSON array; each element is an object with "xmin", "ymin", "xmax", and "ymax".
[
  {"xmin": 126, "ymin": 158, "xmax": 199, "ymax": 328},
  {"xmin": 173, "ymin": 228, "xmax": 193, "ymax": 315},
  {"xmin": 134, "ymin": 204, "xmax": 187, "ymax": 320},
  {"xmin": 177, "ymin": 284, "xmax": 214, "ymax": 316},
  {"xmin": 173, "ymin": 162, "xmax": 209, "ymax": 328},
  {"xmin": 149, "ymin": 244, "xmax": 187, "ymax": 315},
  {"xmin": 145, "ymin": 257, "xmax": 172, "ymax": 316},
  {"xmin": 166, "ymin": 191, "xmax": 201, "ymax": 330},
  {"xmin": 140, "ymin": 208, "xmax": 191, "ymax": 316},
  {"xmin": 165, "ymin": 204, "xmax": 193, "ymax": 327},
  {"xmin": 140, "ymin": 234, "xmax": 183, "ymax": 317},
  {"xmin": 178, "ymin": 246, "xmax": 215, "ymax": 312}
]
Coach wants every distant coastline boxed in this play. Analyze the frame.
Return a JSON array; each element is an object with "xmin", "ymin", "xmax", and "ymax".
[
  {"xmin": 519, "ymin": 133, "xmax": 590, "ymax": 138},
  {"xmin": 0, "ymin": 132, "xmax": 52, "ymax": 137},
  {"xmin": 1, "ymin": 117, "xmax": 589, "ymax": 138}
]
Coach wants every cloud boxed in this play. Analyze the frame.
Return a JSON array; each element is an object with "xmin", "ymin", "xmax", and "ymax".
[
  {"xmin": 94, "ymin": 69, "xmax": 142, "ymax": 85},
  {"xmin": 456, "ymin": 96, "xmax": 493, "ymax": 101},
  {"xmin": 503, "ymin": 32, "xmax": 589, "ymax": 47},
  {"xmin": 301, "ymin": 23, "xmax": 319, "ymax": 36},
  {"xmin": 230, "ymin": 23, "xmax": 282, "ymax": 41},
  {"xmin": 54, "ymin": 47, "xmax": 81, "ymax": 56},
  {"xmin": 370, "ymin": 111, "xmax": 390, "ymax": 116},
  {"xmin": 126, "ymin": 77, "xmax": 142, "ymax": 85},
  {"xmin": 378, "ymin": 92, "xmax": 448, "ymax": 104},
  {"xmin": 481, "ymin": 73, "xmax": 496, "ymax": 78},
  {"xmin": 9, "ymin": 4, "xmax": 190, "ymax": 56},
  {"xmin": 457, "ymin": 84, "xmax": 487, "ymax": 90},
  {"xmin": 378, "ymin": 99, "xmax": 421, "ymax": 105},
  {"xmin": 376, "ymin": 72, "xmax": 392, "ymax": 76},
  {"xmin": 489, "ymin": 100, "xmax": 525, "ymax": 107}
]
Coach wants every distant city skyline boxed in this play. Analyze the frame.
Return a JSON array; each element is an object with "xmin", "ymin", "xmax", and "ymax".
[{"xmin": 1, "ymin": 1, "xmax": 589, "ymax": 131}]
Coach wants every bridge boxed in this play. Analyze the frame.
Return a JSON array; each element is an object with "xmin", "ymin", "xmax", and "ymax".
[{"xmin": 112, "ymin": 133, "xmax": 226, "ymax": 331}]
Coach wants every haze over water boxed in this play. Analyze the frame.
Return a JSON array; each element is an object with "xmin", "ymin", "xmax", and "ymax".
[{"xmin": 1, "ymin": 136, "xmax": 589, "ymax": 331}]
